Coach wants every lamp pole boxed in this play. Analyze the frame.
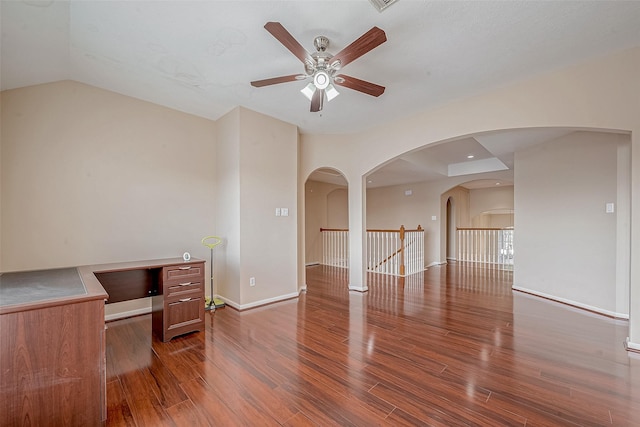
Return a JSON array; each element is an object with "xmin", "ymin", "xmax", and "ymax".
[{"xmin": 201, "ymin": 236, "xmax": 222, "ymax": 311}]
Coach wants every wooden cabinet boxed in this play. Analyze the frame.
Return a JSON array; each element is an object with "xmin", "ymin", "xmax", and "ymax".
[
  {"xmin": 152, "ymin": 261, "xmax": 205, "ymax": 341},
  {"xmin": 0, "ymin": 269, "xmax": 108, "ymax": 426}
]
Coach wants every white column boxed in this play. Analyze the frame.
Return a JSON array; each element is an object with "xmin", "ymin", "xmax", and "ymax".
[
  {"xmin": 616, "ymin": 140, "xmax": 631, "ymax": 317},
  {"xmin": 628, "ymin": 128, "xmax": 640, "ymax": 350},
  {"xmin": 348, "ymin": 175, "xmax": 368, "ymax": 292}
]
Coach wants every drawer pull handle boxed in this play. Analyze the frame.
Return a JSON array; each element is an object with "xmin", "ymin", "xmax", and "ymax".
[
  {"xmin": 179, "ymin": 298, "xmax": 192, "ymax": 302},
  {"xmin": 179, "ymin": 282, "xmax": 192, "ymax": 286},
  {"xmin": 179, "ymin": 266, "xmax": 192, "ymax": 270}
]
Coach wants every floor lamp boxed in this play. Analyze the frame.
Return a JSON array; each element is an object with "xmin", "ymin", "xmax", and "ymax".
[{"xmin": 201, "ymin": 236, "xmax": 223, "ymax": 311}]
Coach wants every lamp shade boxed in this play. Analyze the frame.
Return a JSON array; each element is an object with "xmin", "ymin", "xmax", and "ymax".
[
  {"xmin": 325, "ymin": 83, "xmax": 339, "ymax": 101},
  {"xmin": 300, "ymin": 82, "xmax": 316, "ymax": 100}
]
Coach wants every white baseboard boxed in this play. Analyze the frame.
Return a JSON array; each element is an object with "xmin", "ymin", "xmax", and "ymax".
[
  {"xmin": 625, "ymin": 338, "xmax": 640, "ymax": 352},
  {"xmin": 220, "ymin": 292, "xmax": 300, "ymax": 311},
  {"xmin": 105, "ymin": 291, "xmax": 301, "ymax": 318},
  {"xmin": 105, "ymin": 306, "xmax": 151, "ymax": 322},
  {"xmin": 348, "ymin": 285, "xmax": 368, "ymax": 292},
  {"xmin": 305, "ymin": 262, "xmax": 320, "ymax": 266},
  {"xmin": 512, "ymin": 286, "xmax": 629, "ymax": 319},
  {"xmin": 426, "ymin": 261, "xmax": 447, "ymax": 268}
]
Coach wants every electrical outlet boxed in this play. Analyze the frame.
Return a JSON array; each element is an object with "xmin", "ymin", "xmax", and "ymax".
[{"xmin": 249, "ymin": 277, "xmax": 256, "ymax": 287}]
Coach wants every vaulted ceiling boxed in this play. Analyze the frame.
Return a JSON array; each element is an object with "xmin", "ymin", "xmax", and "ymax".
[{"xmin": 3, "ymin": 1, "xmax": 639, "ymax": 187}]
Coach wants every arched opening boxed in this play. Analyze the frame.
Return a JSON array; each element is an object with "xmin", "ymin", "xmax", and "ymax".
[
  {"xmin": 304, "ymin": 168, "xmax": 349, "ymax": 284},
  {"xmin": 446, "ymin": 197, "xmax": 455, "ymax": 262},
  {"xmin": 442, "ymin": 180, "xmax": 515, "ymax": 267},
  {"xmin": 359, "ymin": 128, "xmax": 629, "ymax": 318}
]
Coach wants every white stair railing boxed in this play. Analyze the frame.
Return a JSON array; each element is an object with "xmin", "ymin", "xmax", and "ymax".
[
  {"xmin": 367, "ymin": 229, "xmax": 400, "ymax": 275},
  {"xmin": 320, "ymin": 225, "xmax": 424, "ymax": 277},
  {"xmin": 457, "ymin": 227, "xmax": 514, "ymax": 265},
  {"xmin": 320, "ymin": 228, "xmax": 349, "ymax": 268},
  {"xmin": 403, "ymin": 228, "xmax": 425, "ymax": 276},
  {"xmin": 367, "ymin": 225, "xmax": 424, "ymax": 276}
]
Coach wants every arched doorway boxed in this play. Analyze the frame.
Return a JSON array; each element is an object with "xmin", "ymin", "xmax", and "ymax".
[
  {"xmin": 446, "ymin": 197, "xmax": 456, "ymax": 262},
  {"xmin": 304, "ymin": 168, "xmax": 348, "ymax": 275}
]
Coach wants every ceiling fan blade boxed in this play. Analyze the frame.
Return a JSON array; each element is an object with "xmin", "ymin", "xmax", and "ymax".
[
  {"xmin": 310, "ymin": 89, "xmax": 324, "ymax": 112},
  {"xmin": 330, "ymin": 27, "xmax": 387, "ymax": 68},
  {"xmin": 334, "ymin": 75, "xmax": 385, "ymax": 97},
  {"xmin": 251, "ymin": 74, "xmax": 303, "ymax": 87},
  {"xmin": 264, "ymin": 22, "xmax": 313, "ymax": 65}
]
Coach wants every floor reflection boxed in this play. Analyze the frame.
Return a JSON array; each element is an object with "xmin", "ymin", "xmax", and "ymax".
[{"xmin": 105, "ymin": 262, "xmax": 639, "ymax": 426}]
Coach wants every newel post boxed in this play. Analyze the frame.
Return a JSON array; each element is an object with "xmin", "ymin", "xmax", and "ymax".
[{"xmin": 399, "ymin": 225, "xmax": 405, "ymax": 276}]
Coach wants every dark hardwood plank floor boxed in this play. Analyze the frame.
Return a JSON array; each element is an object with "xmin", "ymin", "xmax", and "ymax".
[{"xmin": 105, "ymin": 263, "xmax": 640, "ymax": 426}]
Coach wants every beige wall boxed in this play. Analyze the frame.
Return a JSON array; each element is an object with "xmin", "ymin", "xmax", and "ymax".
[
  {"xmin": 469, "ymin": 186, "xmax": 514, "ymax": 226},
  {"xmin": 304, "ymin": 180, "xmax": 347, "ymax": 265},
  {"xmin": 514, "ymin": 131, "xmax": 628, "ymax": 316},
  {"xmin": 1, "ymin": 81, "xmax": 217, "ymax": 317},
  {"xmin": 0, "ymin": 92, "xmax": 3, "ymax": 271},
  {"xmin": 327, "ymin": 188, "xmax": 348, "ymax": 229},
  {"xmin": 214, "ymin": 107, "xmax": 299, "ymax": 309},
  {"xmin": 472, "ymin": 213, "xmax": 513, "ymax": 228},
  {"xmin": 1, "ymin": 84, "xmax": 299, "ymax": 314},
  {"xmin": 215, "ymin": 108, "xmax": 241, "ymax": 304},
  {"xmin": 238, "ymin": 107, "xmax": 299, "ymax": 307}
]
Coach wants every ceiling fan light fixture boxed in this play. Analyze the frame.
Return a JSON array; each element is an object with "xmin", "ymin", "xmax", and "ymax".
[
  {"xmin": 325, "ymin": 83, "xmax": 339, "ymax": 101},
  {"xmin": 313, "ymin": 71, "xmax": 330, "ymax": 90},
  {"xmin": 251, "ymin": 22, "xmax": 387, "ymax": 113},
  {"xmin": 301, "ymin": 82, "xmax": 316, "ymax": 100}
]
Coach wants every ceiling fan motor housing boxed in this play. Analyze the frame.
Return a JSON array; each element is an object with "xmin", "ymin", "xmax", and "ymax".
[{"xmin": 314, "ymin": 35, "xmax": 330, "ymax": 52}]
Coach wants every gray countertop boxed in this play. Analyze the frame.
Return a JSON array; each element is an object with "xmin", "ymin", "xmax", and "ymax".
[{"xmin": 0, "ymin": 268, "xmax": 87, "ymax": 307}]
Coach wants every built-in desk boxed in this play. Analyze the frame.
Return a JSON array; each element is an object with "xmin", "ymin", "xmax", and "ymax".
[
  {"xmin": 0, "ymin": 266, "xmax": 108, "ymax": 426},
  {"xmin": 0, "ymin": 257, "xmax": 205, "ymax": 426},
  {"xmin": 80, "ymin": 257, "xmax": 206, "ymax": 341}
]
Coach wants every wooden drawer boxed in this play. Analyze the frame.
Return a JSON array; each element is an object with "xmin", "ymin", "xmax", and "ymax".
[
  {"xmin": 165, "ymin": 280, "xmax": 203, "ymax": 299},
  {"xmin": 165, "ymin": 296, "xmax": 204, "ymax": 339},
  {"xmin": 152, "ymin": 261, "xmax": 205, "ymax": 342},
  {"xmin": 163, "ymin": 262, "xmax": 204, "ymax": 283}
]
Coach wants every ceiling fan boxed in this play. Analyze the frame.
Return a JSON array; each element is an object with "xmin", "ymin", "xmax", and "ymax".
[{"xmin": 251, "ymin": 22, "xmax": 387, "ymax": 112}]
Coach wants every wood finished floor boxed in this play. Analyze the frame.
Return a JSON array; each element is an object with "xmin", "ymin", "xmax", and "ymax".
[{"xmin": 106, "ymin": 263, "xmax": 640, "ymax": 426}]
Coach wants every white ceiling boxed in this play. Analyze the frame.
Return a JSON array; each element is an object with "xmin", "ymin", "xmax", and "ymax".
[
  {"xmin": 3, "ymin": 0, "xmax": 640, "ymax": 188},
  {"xmin": 310, "ymin": 127, "xmax": 574, "ymax": 188}
]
